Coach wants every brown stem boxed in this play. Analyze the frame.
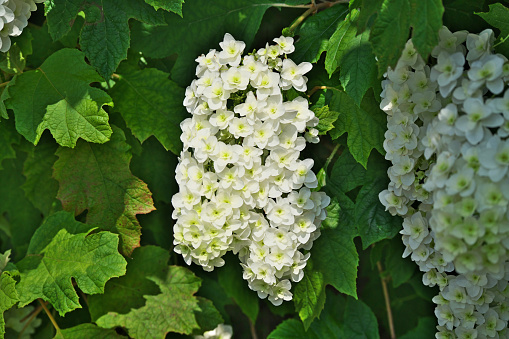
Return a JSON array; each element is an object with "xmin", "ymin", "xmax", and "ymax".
[
  {"xmin": 0, "ymin": 81, "xmax": 10, "ymax": 88},
  {"xmin": 18, "ymin": 304, "xmax": 44, "ymax": 338},
  {"xmin": 38, "ymin": 299, "xmax": 60, "ymax": 333},
  {"xmin": 307, "ymin": 85, "xmax": 342, "ymax": 97},
  {"xmin": 287, "ymin": 1, "xmax": 346, "ymax": 32},
  {"xmin": 249, "ymin": 319, "xmax": 258, "ymax": 339},
  {"xmin": 377, "ymin": 261, "xmax": 396, "ymax": 339}
]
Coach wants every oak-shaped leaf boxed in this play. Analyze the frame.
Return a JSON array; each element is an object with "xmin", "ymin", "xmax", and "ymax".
[
  {"xmin": 53, "ymin": 126, "xmax": 155, "ymax": 256},
  {"xmin": 0, "ymin": 272, "xmax": 19, "ymax": 338},
  {"xmin": 54, "ymin": 323, "xmax": 125, "ymax": 339},
  {"xmin": 15, "ymin": 211, "xmax": 127, "ymax": 316},
  {"xmin": 45, "ymin": 0, "xmax": 166, "ymax": 79},
  {"xmin": 96, "ymin": 266, "xmax": 202, "ymax": 337},
  {"xmin": 110, "ymin": 67, "xmax": 187, "ymax": 154},
  {"xmin": 6, "ymin": 48, "xmax": 113, "ymax": 148}
]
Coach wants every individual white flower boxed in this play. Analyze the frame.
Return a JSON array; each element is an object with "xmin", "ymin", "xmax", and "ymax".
[
  {"xmin": 218, "ymin": 33, "xmax": 245, "ymax": 66},
  {"xmin": 274, "ymin": 36, "xmax": 295, "ymax": 54},
  {"xmin": 221, "ymin": 66, "xmax": 250, "ymax": 91},
  {"xmin": 466, "ymin": 29, "xmax": 494, "ymax": 62},
  {"xmin": 194, "ymin": 324, "xmax": 233, "ymax": 339},
  {"xmin": 195, "ymin": 49, "xmax": 221, "ymax": 76},
  {"xmin": 280, "ymin": 59, "xmax": 312, "ymax": 91},
  {"xmin": 468, "ymin": 54, "xmax": 505, "ymax": 94}
]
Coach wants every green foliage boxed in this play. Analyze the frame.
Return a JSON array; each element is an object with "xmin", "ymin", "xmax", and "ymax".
[
  {"xmin": 478, "ymin": 3, "xmax": 509, "ymax": 56},
  {"xmin": 0, "ymin": 120, "xmax": 20, "ymax": 170},
  {"xmin": 7, "ymin": 49, "xmax": 113, "ymax": 147},
  {"xmin": 399, "ymin": 317, "xmax": 436, "ymax": 339},
  {"xmin": 55, "ymin": 323, "xmax": 124, "ymax": 339},
  {"xmin": 110, "ymin": 66, "xmax": 187, "ymax": 154},
  {"xmin": 292, "ymin": 4, "xmax": 349, "ymax": 63},
  {"xmin": 53, "ymin": 127, "xmax": 155, "ymax": 256},
  {"xmin": 325, "ymin": 10, "xmax": 377, "ymax": 105},
  {"xmin": 15, "ymin": 211, "xmax": 127, "ymax": 316},
  {"xmin": 293, "ymin": 269, "xmax": 326, "ymax": 330},
  {"xmin": 326, "ymin": 149, "xmax": 401, "ymax": 249},
  {"xmin": 96, "ymin": 266, "xmax": 203, "ymax": 337},
  {"xmin": 88, "ymin": 245, "xmax": 170, "ymax": 321},
  {"xmin": 0, "ymin": 272, "xmax": 18, "ymax": 338},
  {"xmin": 45, "ymin": 0, "xmax": 165, "ymax": 79},
  {"xmin": 144, "ymin": 0, "xmax": 184, "ymax": 16},
  {"xmin": 311, "ymin": 105, "xmax": 340, "ymax": 135},
  {"xmin": 217, "ymin": 255, "xmax": 260, "ymax": 323},
  {"xmin": 329, "ymin": 89, "xmax": 385, "ymax": 167},
  {"xmin": 369, "ymin": 0, "xmax": 444, "ymax": 74},
  {"xmin": 269, "ymin": 290, "xmax": 379, "ymax": 338},
  {"xmin": 130, "ymin": 0, "xmax": 280, "ymax": 86}
]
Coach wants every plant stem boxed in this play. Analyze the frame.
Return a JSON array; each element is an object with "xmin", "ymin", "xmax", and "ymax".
[
  {"xmin": 18, "ymin": 304, "xmax": 44, "ymax": 338},
  {"xmin": 324, "ymin": 143, "xmax": 340, "ymax": 171},
  {"xmin": 0, "ymin": 81, "xmax": 10, "ymax": 88},
  {"xmin": 285, "ymin": 0, "xmax": 345, "ymax": 32},
  {"xmin": 377, "ymin": 261, "xmax": 396, "ymax": 339},
  {"xmin": 307, "ymin": 85, "xmax": 342, "ymax": 97},
  {"xmin": 38, "ymin": 299, "xmax": 60, "ymax": 333},
  {"xmin": 249, "ymin": 319, "xmax": 258, "ymax": 339}
]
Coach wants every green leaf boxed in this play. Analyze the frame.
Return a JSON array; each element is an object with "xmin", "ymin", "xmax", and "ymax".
[
  {"xmin": 326, "ymin": 149, "xmax": 401, "ymax": 249},
  {"xmin": 0, "ymin": 120, "xmax": 20, "ymax": 170},
  {"xmin": 46, "ymin": 0, "xmax": 165, "ymax": 79},
  {"xmin": 15, "ymin": 211, "xmax": 127, "ymax": 316},
  {"xmin": 193, "ymin": 297, "xmax": 223, "ymax": 335},
  {"xmin": 312, "ymin": 105, "xmax": 340, "ymax": 135},
  {"xmin": 131, "ymin": 0, "xmax": 279, "ymax": 86},
  {"xmin": 443, "ymin": 0, "xmax": 489, "ymax": 32},
  {"xmin": 0, "ymin": 45, "xmax": 26, "ymax": 74},
  {"xmin": 0, "ymin": 272, "xmax": 19, "ymax": 338},
  {"xmin": 7, "ymin": 48, "xmax": 113, "ymax": 147},
  {"xmin": 96, "ymin": 266, "xmax": 202, "ymax": 337},
  {"xmin": 26, "ymin": 22, "xmax": 64, "ymax": 69},
  {"xmin": 131, "ymin": 137, "xmax": 178, "ymax": 204},
  {"xmin": 267, "ymin": 319, "xmax": 317, "ymax": 339},
  {"xmin": 384, "ymin": 239, "xmax": 416, "ymax": 287},
  {"xmin": 293, "ymin": 269, "xmax": 326, "ymax": 330},
  {"xmin": 370, "ymin": 0, "xmax": 411, "ymax": 75},
  {"xmin": 329, "ymin": 90, "xmax": 385, "ymax": 167},
  {"xmin": 268, "ymin": 289, "xmax": 345, "ymax": 339},
  {"xmin": 343, "ymin": 297, "xmax": 380, "ymax": 339},
  {"xmin": 0, "ymin": 151, "xmax": 43, "ymax": 260},
  {"xmin": 144, "ymin": 0, "xmax": 184, "ymax": 16},
  {"xmin": 352, "ymin": 0, "xmax": 382, "ymax": 33},
  {"xmin": 324, "ymin": 10, "xmax": 377, "ymax": 105},
  {"xmin": 44, "ymin": 0, "xmax": 84, "ymax": 41},
  {"xmin": 21, "ymin": 140, "xmax": 60, "ymax": 216},
  {"xmin": 217, "ymin": 255, "xmax": 259, "ymax": 323},
  {"xmin": 0, "ymin": 75, "xmax": 15, "ymax": 119},
  {"xmin": 110, "ymin": 67, "xmax": 187, "ymax": 154},
  {"xmin": 477, "ymin": 3, "xmax": 509, "ymax": 56},
  {"xmin": 312, "ymin": 225, "xmax": 359, "ymax": 298},
  {"xmin": 88, "ymin": 245, "xmax": 170, "ymax": 322},
  {"xmin": 409, "ymin": 0, "xmax": 444, "ymax": 59},
  {"xmin": 55, "ymin": 323, "xmax": 124, "ymax": 339},
  {"xmin": 53, "ymin": 126, "xmax": 155, "ymax": 256},
  {"xmin": 292, "ymin": 4, "xmax": 349, "ymax": 63},
  {"xmin": 399, "ymin": 317, "xmax": 436, "ymax": 339}
]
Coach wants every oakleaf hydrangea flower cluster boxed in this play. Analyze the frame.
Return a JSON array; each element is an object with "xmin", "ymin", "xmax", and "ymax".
[
  {"xmin": 0, "ymin": 0, "xmax": 44, "ymax": 52},
  {"xmin": 172, "ymin": 33, "xmax": 330, "ymax": 306},
  {"xmin": 380, "ymin": 27, "xmax": 509, "ymax": 338}
]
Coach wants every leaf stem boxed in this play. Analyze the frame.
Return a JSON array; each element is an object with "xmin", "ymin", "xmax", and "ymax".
[
  {"xmin": 18, "ymin": 303, "xmax": 44, "ymax": 338},
  {"xmin": 376, "ymin": 261, "xmax": 396, "ymax": 339},
  {"xmin": 38, "ymin": 299, "xmax": 61, "ymax": 333},
  {"xmin": 0, "ymin": 81, "xmax": 10, "ymax": 88},
  {"xmin": 249, "ymin": 319, "xmax": 258, "ymax": 339},
  {"xmin": 324, "ymin": 143, "xmax": 340, "ymax": 171},
  {"xmin": 307, "ymin": 85, "xmax": 342, "ymax": 97},
  {"xmin": 285, "ymin": 0, "xmax": 345, "ymax": 32}
]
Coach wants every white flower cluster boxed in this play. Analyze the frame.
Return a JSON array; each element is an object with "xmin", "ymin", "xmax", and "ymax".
[
  {"xmin": 0, "ymin": 0, "xmax": 44, "ymax": 52},
  {"xmin": 172, "ymin": 33, "xmax": 330, "ymax": 306},
  {"xmin": 194, "ymin": 324, "xmax": 233, "ymax": 339},
  {"xmin": 379, "ymin": 27, "xmax": 509, "ymax": 338}
]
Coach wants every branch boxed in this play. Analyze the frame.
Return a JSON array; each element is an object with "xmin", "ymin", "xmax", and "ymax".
[
  {"xmin": 38, "ymin": 299, "xmax": 60, "ymax": 333},
  {"xmin": 282, "ymin": 0, "xmax": 347, "ymax": 32},
  {"xmin": 377, "ymin": 262, "xmax": 396, "ymax": 339},
  {"xmin": 18, "ymin": 303, "xmax": 44, "ymax": 338}
]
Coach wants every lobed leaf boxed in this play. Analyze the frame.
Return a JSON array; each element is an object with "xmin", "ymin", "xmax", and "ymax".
[
  {"xmin": 6, "ymin": 48, "xmax": 113, "ymax": 148},
  {"xmin": 292, "ymin": 4, "xmax": 349, "ymax": 64},
  {"xmin": 96, "ymin": 266, "xmax": 202, "ymax": 337},
  {"xmin": 477, "ymin": 3, "xmax": 509, "ymax": 56},
  {"xmin": 54, "ymin": 323, "xmax": 124, "ymax": 339},
  {"xmin": 329, "ymin": 90, "xmax": 385, "ymax": 168},
  {"xmin": 110, "ymin": 67, "xmax": 187, "ymax": 155},
  {"xmin": 0, "ymin": 272, "xmax": 19, "ymax": 338},
  {"xmin": 53, "ymin": 126, "xmax": 155, "ymax": 256},
  {"xmin": 293, "ymin": 269, "xmax": 326, "ymax": 330},
  {"xmin": 144, "ymin": 0, "xmax": 184, "ymax": 16},
  {"xmin": 409, "ymin": 0, "xmax": 444, "ymax": 59},
  {"xmin": 15, "ymin": 211, "xmax": 127, "ymax": 316}
]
